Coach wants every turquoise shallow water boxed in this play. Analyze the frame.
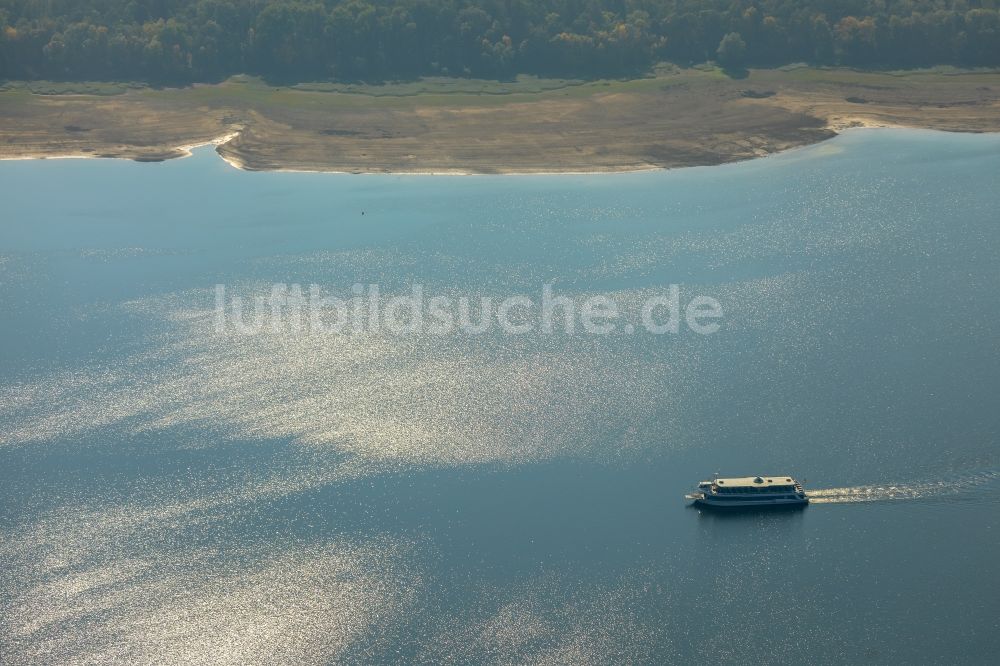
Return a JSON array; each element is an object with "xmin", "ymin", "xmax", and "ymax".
[{"xmin": 1, "ymin": 129, "xmax": 999, "ymax": 663}]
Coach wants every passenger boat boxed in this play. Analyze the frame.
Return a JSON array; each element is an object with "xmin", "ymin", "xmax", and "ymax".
[{"xmin": 685, "ymin": 474, "xmax": 808, "ymax": 508}]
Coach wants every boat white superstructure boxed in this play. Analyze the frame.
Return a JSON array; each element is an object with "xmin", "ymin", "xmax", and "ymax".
[{"xmin": 685, "ymin": 474, "xmax": 808, "ymax": 508}]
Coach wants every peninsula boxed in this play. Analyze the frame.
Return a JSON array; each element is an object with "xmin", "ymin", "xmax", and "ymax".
[{"xmin": 2, "ymin": 66, "xmax": 999, "ymax": 174}]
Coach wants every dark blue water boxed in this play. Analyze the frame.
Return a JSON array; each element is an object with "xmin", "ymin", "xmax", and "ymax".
[{"xmin": 1, "ymin": 129, "xmax": 998, "ymax": 664}]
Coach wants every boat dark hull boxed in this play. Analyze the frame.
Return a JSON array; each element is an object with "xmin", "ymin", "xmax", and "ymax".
[{"xmin": 693, "ymin": 497, "xmax": 808, "ymax": 510}]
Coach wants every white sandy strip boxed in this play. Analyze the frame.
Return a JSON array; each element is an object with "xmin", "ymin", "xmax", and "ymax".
[
  {"xmin": 0, "ymin": 124, "xmax": 662, "ymax": 175},
  {"xmin": 173, "ymin": 128, "xmax": 243, "ymax": 157},
  {"xmin": 214, "ymin": 141, "xmax": 662, "ymax": 176},
  {"xmin": 825, "ymin": 115, "xmax": 909, "ymax": 131},
  {"xmin": 0, "ymin": 129, "xmax": 243, "ymax": 163},
  {"xmin": 242, "ymin": 164, "xmax": 663, "ymax": 176},
  {"xmin": 0, "ymin": 153, "xmax": 97, "ymax": 162},
  {"xmin": 8, "ymin": 124, "xmax": 971, "ymax": 175}
]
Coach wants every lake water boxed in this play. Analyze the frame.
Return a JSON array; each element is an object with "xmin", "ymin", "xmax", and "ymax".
[{"xmin": 1, "ymin": 129, "xmax": 998, "ymax": 664}]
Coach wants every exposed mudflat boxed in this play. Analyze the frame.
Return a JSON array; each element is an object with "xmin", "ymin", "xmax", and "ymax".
[{"xmin": 2, "ymin": 67, "xmax": 998, "ymax": 173}]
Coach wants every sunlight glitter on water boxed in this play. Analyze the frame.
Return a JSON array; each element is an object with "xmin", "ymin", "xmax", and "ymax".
[
  {"xmin": 3, "ymin": 130, "xmax": 1000, "ymax": 663},
  {"xmin": 0, "ymin": 284, "xmax": 715, "ymax": 466},
  {"xmin": 2, "ymin": 539, "xmax": 422, "ymax": 665}
]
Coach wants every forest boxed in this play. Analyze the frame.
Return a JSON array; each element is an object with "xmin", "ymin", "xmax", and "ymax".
[{"xmin": 1, "ymin": 1, "xmax": 998, "ymax": 83}]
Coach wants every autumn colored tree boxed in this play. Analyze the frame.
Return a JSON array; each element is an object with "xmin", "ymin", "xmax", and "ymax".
[
  {"xmin": 0, "ymin": 1, "xmax": 998, "ymax": 84},
  {"xmin": 716, "ymin": 31, "xmax": 746, "ymax": 69}
]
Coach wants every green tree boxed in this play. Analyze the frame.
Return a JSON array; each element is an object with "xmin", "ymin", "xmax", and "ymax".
[
  {"xmin": 253, "ymin": 2, "xmax": 329, "ymax": 81},
  {"xmin": 811, "ymin": 16, "xmax": 835, "ymax": 63},
  {"xmin": 1, "ymin": 1, "xmax": 999, "ymax": 84},
  {"xmin": 716, "ymin": 31, "xmax": 746, "ymax": 69}
]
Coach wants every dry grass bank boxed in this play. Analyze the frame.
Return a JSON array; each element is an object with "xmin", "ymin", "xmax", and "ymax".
[{"xmin": 1, "ymin": 67, "xmax": 998, "ymax": 173}]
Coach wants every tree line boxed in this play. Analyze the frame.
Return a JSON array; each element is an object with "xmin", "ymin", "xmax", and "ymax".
[{"xmin": 1, "ymin": 1, "xmax": 998, "ymax": 84}]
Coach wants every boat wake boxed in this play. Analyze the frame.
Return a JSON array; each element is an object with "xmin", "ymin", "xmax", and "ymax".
[{"xmin": 807, "ymin": 470, "xmax": 1000, "ymax": 504}]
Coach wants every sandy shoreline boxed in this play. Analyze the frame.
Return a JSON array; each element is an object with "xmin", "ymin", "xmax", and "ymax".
[
  {"xmin": 0, "ymin": 129, "xmax": 243, "ymax": 163},
  {"xmin": 2, "ymin": 124, "xmax": 990, "ymax": 178},
  {"xmin": 2, "ymin": 67, "xmax": 999, "ymax": 175}
]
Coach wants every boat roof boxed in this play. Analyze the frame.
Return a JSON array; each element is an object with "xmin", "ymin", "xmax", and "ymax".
[{"xmin": 714, "ymin": 476, "xmax": 796, "ymax": 487}]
